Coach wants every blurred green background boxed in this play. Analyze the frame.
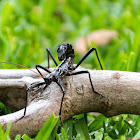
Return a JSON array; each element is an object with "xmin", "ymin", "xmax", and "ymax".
[
  {"xmin": 0, "ymin": 0, "xmax": 139, "ymax": 71},
  {"xmin": 0, "ymin": 0, "xmax": 140, "ymax": 139}
]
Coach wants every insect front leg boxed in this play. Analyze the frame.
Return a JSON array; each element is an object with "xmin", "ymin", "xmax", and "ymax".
[
  {"xmin": 74, "ymin": 47, "xmax": 103, "ymax": 70},
  {"xmin": 35, "ymin": 64, "xmax": 51, "ymax": 78},
  {"xmin": 46, "ymin": 48, "xmax": 58, "ymax": 68},
  {"xmin": 18, "ymin": 82, "xmax": 46, "ymax": 121}
]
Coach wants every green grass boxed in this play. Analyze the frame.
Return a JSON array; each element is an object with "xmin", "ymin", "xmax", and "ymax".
[{"xmin": 0, "ymin": 0, "xmax": 140, "ymax": 139}]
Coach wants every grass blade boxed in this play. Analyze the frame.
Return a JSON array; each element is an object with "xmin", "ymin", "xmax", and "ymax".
[
  {"xmin": 133, "ymin": 130, "xmax": 140, "ymax": 139},
  {"xmin": 35, "ymin": 113, "xmax": 55, "ymax": 140},
  {"xmin": 4, "ymin": 122, "xmax": 11, "ymax": 138},
  {"xmin": 74, "ymin": 118, "xmax": 90, "ymax": 140},
  {"xmin": 127, "ymin": 52, "xmax": 136, "ymax": 71},
  {"xmin": 0, "ymin": 124, "xmax": 4, "ymax": 139},
  {"xmin": 124, "ymin": 120, "xmax": 138, "ymax": 135},
  {"xmin": 63, "ymin": 118, "xmax": 73, "ymax": 140},
  {"xmin": 61, "ymin": 127, "xmax": 67, "ymax": 140},
  {"xmin": 49, "ymin": 118, "xmax": 60, "ymax": 140},
  {"xmin": 88, "ymin": 114, "xmax": 107, "ymax": 133},
  {"xmin": 22, "ymin": 134, "xmax": 32, "ymax": 140},
  {"xmin": 42, "ymin": 117, "xmax": 59, "ymax": 140},
  {"xmin": 15, "ymin": 134, "xmax": 21, "ymax": 140}
]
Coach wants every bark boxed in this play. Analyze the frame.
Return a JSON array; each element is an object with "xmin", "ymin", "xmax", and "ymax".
[{"xmin": 0, "ymin": 69, "xmax": 140, "ymax": 138}]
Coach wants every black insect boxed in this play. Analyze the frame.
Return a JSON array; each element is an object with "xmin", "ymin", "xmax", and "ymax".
[{"xmin": 0, "ymin": 42, "xmax": 104, "ymax": 125}]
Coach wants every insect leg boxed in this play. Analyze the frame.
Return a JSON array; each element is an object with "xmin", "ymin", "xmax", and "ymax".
[
  {"xmin": 19, "ymin": 81, "xmax": 46, "ymax": 120},
  {"xmin": 56, "ymin": 81, "xmax": 66, "ymax": 126},
  {"xmin": 46, "ymin": 48, "xmax": 58, "ymax": 68},
  {"xmin": 67, "ymin": 70, "xmax": 103, "ymax": 97},
  {"xmin": 74, "ymin": 47, "xmax": 103, "ymax": 70},
  {"xmin": 35, "ymin": 64, "xmax": 51, "ymax": 77}
]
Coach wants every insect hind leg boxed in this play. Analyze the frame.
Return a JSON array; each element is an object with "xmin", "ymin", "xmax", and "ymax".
[{"xmin": 67, "ymin": 70, "xmax": 103, "ymax": 97}]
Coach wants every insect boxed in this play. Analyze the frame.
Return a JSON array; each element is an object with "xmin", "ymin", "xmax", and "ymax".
[{"xmin": 0, "ymin": 42, "xmax": 103, "ymax": 125}]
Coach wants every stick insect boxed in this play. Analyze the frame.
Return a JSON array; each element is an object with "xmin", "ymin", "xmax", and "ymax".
[{"xmin": 0, "ymin": 42, "xmax": 104, "ymax": 125}]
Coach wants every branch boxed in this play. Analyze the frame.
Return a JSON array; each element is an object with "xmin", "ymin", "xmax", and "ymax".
[{"xmin": 0, "ymin": 69, "xmax": 140, "ymax": 138}]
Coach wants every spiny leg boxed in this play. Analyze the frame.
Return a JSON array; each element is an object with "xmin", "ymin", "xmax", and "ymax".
[
  {"xmin": 18, "ymin": 81, "xmax": 46, "ymax": 120},
  {"xmin": 74, "ymin": 47, "xmax": 103, "ymax": 70},
  {"xmin": 21, "ymin": 65, "xmax": 50, "ymax": 118},
  {"xmin": 67, "ymin": 70, "xmax": 103, "ymax": 97},
  {"xmin": 46, "ymin": 48, "xmax": 58, "ymax": 68},
  {"xmin": 35, "ymin": 64, "xmax": 51, "ymax": 78},
  {"xmin": 56, "ymin": 81, "xmax": 66, "ymax": 126}
]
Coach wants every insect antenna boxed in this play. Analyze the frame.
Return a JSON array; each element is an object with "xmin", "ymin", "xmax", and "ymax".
[{"xmin": 0, "ymin": 62, "xmax": 43, "ymax": 78}]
